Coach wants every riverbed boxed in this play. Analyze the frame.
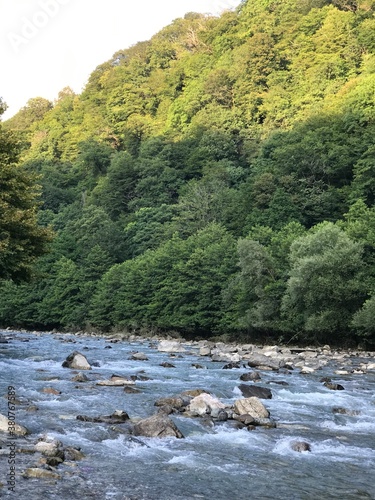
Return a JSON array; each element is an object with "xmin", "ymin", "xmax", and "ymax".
[{"xmin": 0, "ymin": 331, "xmax": 374, "ymax": 499}]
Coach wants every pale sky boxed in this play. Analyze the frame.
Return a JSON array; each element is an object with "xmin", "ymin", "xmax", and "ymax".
[{"xmin": 1, "ymin": 0, "xmax": 241, "ymax": 119}]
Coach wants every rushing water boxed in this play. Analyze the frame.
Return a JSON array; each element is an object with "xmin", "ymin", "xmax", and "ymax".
[{"xmin": 0, "ymin": 331, "xmax": 374, "ymax": 499}]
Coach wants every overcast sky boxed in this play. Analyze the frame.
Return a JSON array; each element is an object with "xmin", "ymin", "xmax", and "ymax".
[{"xmin": 1, "ymin": 0, "xmax": 241, "ymax": 119}]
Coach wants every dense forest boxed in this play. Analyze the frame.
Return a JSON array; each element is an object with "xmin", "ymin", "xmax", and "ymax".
[{"xmin": 1, "ymin": 0, "xmax": 375, "ymax": 346}]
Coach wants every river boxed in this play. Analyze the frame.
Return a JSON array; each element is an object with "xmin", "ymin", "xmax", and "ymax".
[{"xmin": 0, "ymin": 330, "xmax": 374, "ymax": 499}]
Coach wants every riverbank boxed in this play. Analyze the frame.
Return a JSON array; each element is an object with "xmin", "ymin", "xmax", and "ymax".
[{"xmin": 3, "ymin": 327, "xmax": 375, "ymax": 374}]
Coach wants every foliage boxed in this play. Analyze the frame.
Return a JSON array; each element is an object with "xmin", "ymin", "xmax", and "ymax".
[
  {"xmin": 1, "ymin": 0, "xmax": 375, "ymax": 345},
  {"xmin": 0, "ymin": 122, "xmax": 52, "ymax": 282},
  {"xmin": 281, "ymin": 223, "xmax": 367, "ymax": 343}
]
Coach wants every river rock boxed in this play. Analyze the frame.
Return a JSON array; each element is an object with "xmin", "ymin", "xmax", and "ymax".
[
  {"xmin": 188, "ymin": 393, "xmax": 226, "ymax": 416},
  {"xmin": 211, "ymin": 352, "xmax": 241, "ymax": 363},
  {"xmin": 240, "ymin": 371, "xmax": 261, "ymax": 381},
  {"xmin": 35, "ymin": 438, "xmax": 64, "ymax": 458},
  {"xmin": 181, "ymin": 389, "xmax": 209, "ymax": 398},
  {"xmin": 253, "ymin": 417, "xmax": 277, "ymax": 428},
  {"xmin": 291, "ymin": 441, "xmax": 311, "ymax": 452},
  {"xmin": 130, "ymin": 352, "xmax": 149, "ymax": 361},
  {"xmin": 238, "ymin": 384, "xmax": 272, "ymax": 399},
  {"xmin": 154, "ymin": 396, "xmax": 186, "ymax": 411},
  {"xmin": 133, "ymin": 414, "xmax": 184, "ymax": 438},
  {"xmin": 332, "ymin": 407, "xmax": 360, "ymax": 416},
  {"xmin": 97, "ymin": 375, "xmax": 135, "ymax": 386},
  {"xmin": 71, "ymin": 372, "xmax": 89, "ymax": 382},
  {"xmin": 246, "ymin": 354, "xmax": 283, "ymax": 371},
  {"xmin": 236, "ymin": 414, "xmax": 256, "ymax": 426},
  {"xmin": 0, "ymin": 413, "xmax": 29, "ymax": 436},
  {"xmin": 324, "ymin": 382, "xmax": 345, "ymax": 390},
  {"xmin": 233, "ymin": 397, "xmax": 270, "ymax": 419},
  {"xmin": 223, "ymin": 362, "xmax": 241, "ymax": 369},
  {"xmin": 199, "ymin": 346, "xmax": 211, "ymax": 356},
  {"xmin": 64, "ymin": 446, "xmax": 85, "ymax": 461},
  {"xmin": 77, "ymin": 410, "xmax": 130, "ymax": 424},
  {"xmin": 41, "ymin": 387, "xmax": 61, "ymax": 395},
  {"xmin": 157, "ymin": 340, "xmax": 186, "ymax": 353},
  {"xmin": 23, "ymin": 468, "xmax": 61, "ymax": 480},
  {"xmin": 44, "ymin": 457, "xmax": 63, "ymax": 467},
  {"xmin": 211, "ymin": 408, "xmax": 228, "ymax": 420},
  {"xmin": 62, "ymin": 351, "xmax": 92, "ymax": 370},
  {"xmin": 160, "ymin": 362, "xmax": 176, "ymax": 368},
  {"xmin": 300, "ymin": 366, "xmax": 316, "ymax": 374},
  {"xmin": 124, "ymin": 387, "xmax": 141, "ymax": 394}
]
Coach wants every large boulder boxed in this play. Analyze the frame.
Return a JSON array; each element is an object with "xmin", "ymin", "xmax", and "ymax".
[
  {"xmin": 188, "ymin": 393, "xmax": 226, "ymax": 416},
  {"xmin": 233, "ymin": 397, "xmax": 270, "ymax": 419},
  {"xmin": 157, "ymin": 341, "xmax": 186, "ymax": 353},
  {"xmin": 133, "ymin": 414, "xmax": 184, "ymax": 438},
  {"xmin": 238, "ymin": 384, "xmax": 272, "ymax": 399},
  {"xmin": 0, "ymin": 413, "xmax": 29, "ymax": 436},
  {"xmin": 245, "ymin": 353, "xmax": 283, "ymax": 371},
  {"xmin": 62, "ymin": 351, "xmax": 91, "ymax": 370}
]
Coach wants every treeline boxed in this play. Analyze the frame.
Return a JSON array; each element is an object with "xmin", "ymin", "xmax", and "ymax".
[{"xmin": 1, "ymin": 0, "xmax": 375, "ymax": 346}]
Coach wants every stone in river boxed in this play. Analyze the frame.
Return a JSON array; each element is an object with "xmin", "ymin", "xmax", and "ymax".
[
  {"xmin": 222, "ymin": 362, "xmax": 241, "ymax": 369},
  {"xmin": 332, "ymin": 407, "xmax": 360, "ymax": 416},
  {"xmin": 157, "ymin": 340, "xmax": 186, "ymax": 353},
  {"xmin": 23, "ymin": 468, "xmax": 61, "ymax": 480},
  {"xmin": 71, "ymin": 372, "xmax": 89, "ymax": 382},
  {"xmin": 188, "ymin": 393, "xmax": 226, "ymax": 416},
  {"xmin": 154, "ymin": 397, "xmax": 186, "ymax": 411},
  {"xmin": 124, "ymin": 387, "xmax": 141, "ymax": 394},
  {"xmin": 238, "ymin": 384, "xmax": 272, "ymax": 399},
  {"xmin": 291, "ymin": 441, "xmax": 311, "ymax": 452},
  {"xmin": 41, "ymin": 387, "xmax": 61, "ymax": 395},
  {"xmin": 97, "ymin": 375, "xmax": 135, "ymax": 386},
  {"xmin": 240, "ymin": 371, "xmax": 261, "ymax": 381},
  {"xmin": 62, "ymin": 351, "xmax": 92, "ymax": 370},
  {"xmin": 35, "ymin": 436, "xmax": 64, "ymax": 458},
  {"xmin": 77, "ymin": 410, "xmax": 130, "ymax": 424},
  {"xmin": 0, "ymin": 413, "xmax": 29, "ymax": 436},
  {"xmin": 130, "ymin": 352, "xmax": 149, "ymax": 361},
  {"xmin": 233, "ymin": 397, "xmax": 270, "ymax": 419},
  {"xmin": 199, "ymin": 346, "xmax": 211, "ymax": 356},
  {"xmin": 159, "ymin": 362, "xmax": 175, "ymax": 368},
  {"xmin": 133, "ymin": 414, "xmax": 184, "ymax": 438},
  {"xmin": 181, "ymin": 389, "xmax": 209, "ymax": 398},
  {"xmin": 246, "ymin": 353, "xmax": 283, "ymax": 371},
  {"xmin": 324, "ymin": 382, "xmax": 345, "ymax": 390},
  {"xmin": 64, "ymin": 447, "xmax": 85, "ymax": 461}
]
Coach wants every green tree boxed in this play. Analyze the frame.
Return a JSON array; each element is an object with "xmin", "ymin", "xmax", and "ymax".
[
  {"xmin": 281, "ymin": 222, "xmax": 366, "ymax": 343},
  {"xmin": 0, "ymin": 120, "xmax": 52, "ymax": 281},
  {"xmin": 38, "ymin": 257, "xmax": 84, "ymax": 328}
]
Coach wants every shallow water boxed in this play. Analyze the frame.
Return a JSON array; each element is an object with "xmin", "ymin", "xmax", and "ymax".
[{"xmin": 0, "ymin": 331, "xmax": 374, "ymax": 499}]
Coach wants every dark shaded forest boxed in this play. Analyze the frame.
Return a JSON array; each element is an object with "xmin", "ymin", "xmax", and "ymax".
[{"xmin": 1, "ymin": 0, "xmax": 375, "ymax": 346}]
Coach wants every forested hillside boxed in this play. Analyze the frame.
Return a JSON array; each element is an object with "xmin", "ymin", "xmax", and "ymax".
[{"xmin": 1, "ymin": 0, "xmax": 375, "ymax": 346}]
